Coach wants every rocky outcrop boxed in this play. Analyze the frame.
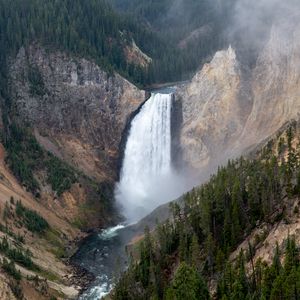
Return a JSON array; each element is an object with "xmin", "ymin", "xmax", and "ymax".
[
  {"xmin": 177, "ymin": 17, "xmax": 300, "ymax": 174},
  {"xmin": 6, "ymin": 44, "xmax": 145, "ymax": 228},
  {"xmin": 177, "ymin": 46, "xmax": 251, "ymax": 171},
  {"xmin": 9, "ymin": 44, "xmax": 145, "ymax": 182},
  {"xmin": 125, "ymin": 40, "xmax": 152, "ymax": 68}
]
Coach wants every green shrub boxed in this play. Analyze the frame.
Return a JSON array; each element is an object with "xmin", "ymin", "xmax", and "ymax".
[
  {"xmin": 16, "ymin": 200, "xmax": 49, "ymax": 233},
  {"xmin": 0, "ymin": 236, "xmax": 36, "ymax": 270},
  {"xmin": 2, "ymin": 258, "xmax": 21, "ymax": 280},
  {"xmin": 46, "ymin": 155, "xmax": 76, "ymax": 196}
]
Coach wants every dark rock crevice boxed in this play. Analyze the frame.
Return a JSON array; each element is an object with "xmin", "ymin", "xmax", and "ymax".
[
  {"xmin": 171, "ymin": 93, "xmax": 184, "ymax": 171},
  {"xmin": 116, "ymin": 91, "xmax": 151, "ymax": 181}
]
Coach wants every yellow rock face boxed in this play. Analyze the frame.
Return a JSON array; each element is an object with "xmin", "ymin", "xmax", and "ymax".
[{"xmin": 178, "ymin": 19, "xmax": 300, "ymax": 175}]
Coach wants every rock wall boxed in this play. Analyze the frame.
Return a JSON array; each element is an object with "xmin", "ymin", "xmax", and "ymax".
[
  {"xmin": 7, "ymin": 44, "xmax": 145, "ymax": 227},
  {"xmin": 239, "ymin": 19, "xmax": 300, "ymax": 147},
  {"xmin": 177, "ymin": 18, "xmax": 300, "ymax": 174},
  {"xmin": 176, "ymin": 46, "xmax": 251, "ymax": 172},
  {"xmin": 9, "ymin": 45, "xmax": 145, "ymax": 182}
]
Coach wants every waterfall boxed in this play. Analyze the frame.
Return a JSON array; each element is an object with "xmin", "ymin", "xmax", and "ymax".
[{"xmin": 115, "ymin": 92, "xmax": 181, "ymax": 223}]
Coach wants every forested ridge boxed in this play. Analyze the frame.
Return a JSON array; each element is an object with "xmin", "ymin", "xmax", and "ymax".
[
  {"xmin": 0, "ymin": 0, "xmax": 235, "ymax": 91},
  {"xmin": 112, "ymin": 0, "xmax": 237, "ymax": 83},
  {"xmin": 112, "ymin": 0, "xmax": 234, "ymax": 43},
  {"xmin": 112, "ymin": 121, "xmax": 300, "ymax": 300},
  {"xmin": 0, "ymin": 0, "xmax": 156, "ymax": 90}
]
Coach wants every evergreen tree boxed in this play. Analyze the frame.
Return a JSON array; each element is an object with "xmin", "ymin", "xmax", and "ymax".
[{"xmin": 171, "ymin": 262, "xmax": 209, "ymax": 300}]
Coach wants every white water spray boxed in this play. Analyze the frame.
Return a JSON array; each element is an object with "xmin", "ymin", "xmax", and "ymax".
[{"xmin": 115, "ymin": 92, "xmax": 185, "ymax": 223}]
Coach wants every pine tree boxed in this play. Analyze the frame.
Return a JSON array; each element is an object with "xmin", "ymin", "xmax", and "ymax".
[
  {"xmin": 190, "ymin": 234, "xmax": 201, "ymax": 271},
  {"xmin": 284, "ymin": 235, "xmax": 299, "ymax": 274},
  {"xmin": 232, "ymin": 251, "xmax": 248, "ymax": 299},
  {"xmin": 171, "ymin": 262, "xmax": 210, "ymax": 300}
]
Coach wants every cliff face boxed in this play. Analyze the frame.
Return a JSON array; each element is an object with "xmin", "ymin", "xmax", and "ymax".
[
  {"xmin": 177, "ymin": 46, "xmax": 251, "ymax": 171},
  {"xmin": 6, "ymin": 45, "xmax": 145, "ymax": 228},
  {"xmin": 177, "ymin": 18, "xmax": 300, "ymax": 173},
  {"xmin": 9, "ymin": 45, "xmax": 145, "ymax": 182},
  {"xmin": 240, "ymin": 20, "xmax": 300, "ymax": 146},
  {"xmin": 0, "ymin": 41, "xmax": 146, "ymax": 300}
]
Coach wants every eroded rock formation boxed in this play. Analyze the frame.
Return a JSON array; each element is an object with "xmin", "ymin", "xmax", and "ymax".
[
  {"xmin": 177, "ymin": 18, "xmax": 300, "ymax": 174},
  {"xmin": 7, "ymin": 44, "xmax": 145, "ymax": 227},
  {"xmin": 9, "ymin": 45, "xmax": 145, "ymax": 182}
]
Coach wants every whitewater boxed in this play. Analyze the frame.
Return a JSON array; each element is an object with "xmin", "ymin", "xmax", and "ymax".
[{"xmin": 115, "ymin": 92, "xmax": 185, "ymax": 223}]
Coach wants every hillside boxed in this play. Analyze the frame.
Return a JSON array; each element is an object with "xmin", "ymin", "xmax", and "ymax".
[
  {"xmin": 0, "ymin": 1, "xmax": 154, "ymax": 298},
  {"xmin": 0, "ymin": 0, "xmax": 236, "ymax": 88},
  {"xmin": 0, "ymin": 0, "xmax": 164, "ymax": 87},
  {"xmin": 2, "ymin": 43, "xmax": 147, "ymax": 231},
  {"xmin": 111, "ymin": 0, "xmax": 237, "ymax": 83},
  {"xmin": 0, "ymin": 143, "xmax": 86, "ymax": 299},
  {"xmin": 112, "ymin": 120, "xmax": 300, "ymax": 300}
]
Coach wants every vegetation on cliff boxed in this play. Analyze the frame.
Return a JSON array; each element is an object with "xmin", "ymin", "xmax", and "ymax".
[
  {"xmin": 112, "ymin": 122, "xmax": 300, "ymax": 299},
  {"xmin": 0, "ymin": 194, "xmax": 80, "ymax": 298},
  {"xmin": 15, "ymin": 200, "xmax": 49, "ymax": 234},
  {"xmin": 0, "ymin": 235, "xmax": 36, "ymax": 271},
  {"xmin": 4, "ymin": 124, "xmax": 76, "ymax": 197}
]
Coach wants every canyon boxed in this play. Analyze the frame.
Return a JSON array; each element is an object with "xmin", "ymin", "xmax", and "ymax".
[{"xmin": 0, "ymin": 10, "xmax": 300, "ymax": 300}]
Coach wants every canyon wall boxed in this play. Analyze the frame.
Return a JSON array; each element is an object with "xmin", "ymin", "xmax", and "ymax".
[
  {"xmin": 177, "ymin": 18, "xmax": 300, "ymax": 174},
  {"xmin": 9, "ymin": 44, "xmax": 145, "ymax": 182},
  {"xmin": 7, "ymin": 45, "xmax": 145, "ymax": 228}
]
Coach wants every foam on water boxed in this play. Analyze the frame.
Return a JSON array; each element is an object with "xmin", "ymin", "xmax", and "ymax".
[{"xmin": 98, "ymin": 224, "xmax": 125, "ymax": 240}]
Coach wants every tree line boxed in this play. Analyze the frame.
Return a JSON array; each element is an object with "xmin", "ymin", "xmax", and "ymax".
[{"xmin": 0, "ymin": 0, "xmax": 237, "ymax": 91}]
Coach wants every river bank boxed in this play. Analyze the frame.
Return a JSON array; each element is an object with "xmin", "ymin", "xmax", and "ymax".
[{"xmin": 70, "ymin": 225, "xmax": 131, "ymax": 299}]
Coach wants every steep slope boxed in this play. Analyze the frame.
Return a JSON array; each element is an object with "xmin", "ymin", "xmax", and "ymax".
[
  {"xmin": 177, "ymin": 17, "xmax": 300, "ymax": 174},
  {"xmin": 5, "ymin": 45, "xmax": 145, "ymax": 228},
  {"xmin": 0, "ymin": 42, "xmax": 146, "ymax": 299},
  {"xmin": 0, "ymin": 144, "xmax": 84, "ymax": 299},
  {"xmin": 9, "ymin": 45, "xmax": 145, "ymax": 182},
  {"xmin": 239, "ymin": 18, "xmax": 300, "ymax": 147},
  {"xmin": 176, "ymin": 46, "xmax": 251, "ymax": 171},
  {"xmin": 112, "ymin": 119, "xmax": 300, "ymax": 300}
]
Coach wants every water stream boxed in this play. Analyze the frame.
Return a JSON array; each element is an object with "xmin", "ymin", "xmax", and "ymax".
[{"xmin": 74, "ymin": 90, "xmax": 186, "ymax": 299}]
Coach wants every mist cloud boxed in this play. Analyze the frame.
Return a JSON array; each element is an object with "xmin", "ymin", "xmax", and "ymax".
[{"xmin": 229, "ymin": 0, "xmax": 300, "ymax": 62}]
